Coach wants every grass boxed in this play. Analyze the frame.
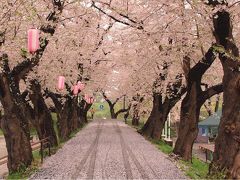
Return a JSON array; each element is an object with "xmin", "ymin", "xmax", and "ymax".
[
  {"xmin": 151, "ymin": 139, "xmax": 209, "ymax": 179},
  {"xmin": 179, "ymin": 157, "xmax": 209, "ymax": 179},
  {"xmin": 151, "ymin": 139, "xmax": 173, "ymax": 154}
]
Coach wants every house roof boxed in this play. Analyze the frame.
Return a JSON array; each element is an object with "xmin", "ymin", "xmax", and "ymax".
[{"xmin": 198, "ymin": 111, "xmax": 221, "ymax": 126}]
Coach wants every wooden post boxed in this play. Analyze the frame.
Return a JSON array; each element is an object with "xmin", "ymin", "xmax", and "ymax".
[
  {"xmin": 123, "ymin": 95, "xmax": 126, "ymax": 109},
  {"xmin": 168, "ymin": 113, "xmax": 171, "ymax": 140},
  {"xmin": 40, "ymin": 141, "xmax": 43, "ymax": 163}
]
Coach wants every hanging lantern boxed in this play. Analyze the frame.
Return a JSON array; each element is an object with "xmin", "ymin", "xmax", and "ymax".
[
  {"xmin": 28, "ymin": 29, "xmax": 40, "ymax": 53},
  {"xmin": 77, "ymin": 81, "xmax": 85, "ymax": 91},
  {"xmin": 87, "ymin": 97, "xmax": 92, "ymax": 104},
  {"xmin": 84, "ymin": 94, "xmax": 89, "ymax": 101},
  {"xmin": 73, "ymin": 85, "xmax": 79, "ymax": 95},
  {"xmin": 58, "ymin": 76, "xmax": 65, "ymax": 90},
  {"xmin": 86, "ymin": 98, "xmax": 90, "ymax": 104}
]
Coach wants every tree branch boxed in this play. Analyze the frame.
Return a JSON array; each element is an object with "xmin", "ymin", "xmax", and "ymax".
[
  {"xmin": 91, "ymin": 1, "xmax": 143, "ymax": 30},
  {"xmin": 115, "ymin": 104, "xmax": 131, "ymax": 117},
  {"xmin": 44, "ymin": 89, "xmax": 63, "ymax": 112},
  {"xmin": 11, "ymin": 0, "xmax": 65, "ymax": 83},
  {"xmin": 189, "ymin": 46, "xmax": 217, "ymax": 81},
  {"xmin": 199, "ymin": 83, "xmax": 223, "ymax": 105},
  {"xmin": 101, "ymin": 91, "xmax": 113, "ymax": 107}
]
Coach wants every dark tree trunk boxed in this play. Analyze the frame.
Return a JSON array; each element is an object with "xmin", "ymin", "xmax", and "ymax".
[
  {"xmin": 1, "ymin": 114, "xmax": 32, "ymax": 172},
  {"xmin": 141, "ymin": 93, "xmax": 166, "ymax": 139},
  {"xmin": 173, "ymin": 82, "xmax": 201, "ymax": 161},
  {"xmin": 110, "ymin": 105, "xmax": 117, "ymax": 119},
  {"xmin": 0, "ymin": 1, "xmax": 64, "ymax": 173},
  {"xmin": 58, "ymin": 97, "xmax": 73, "ymax": 141},
  {"xmin": 46, "ymin": 89, "xmax": 90, "ymax": 141},
  {"xmin": 101, "ymin": 91, "xmax": 129, "ymax": 119},
  {"xmin": 141, "ymin": 72, "xmax": 186, "ymax": 140},
  {"xmin": 131, "ymin": 94, "xmax": 143, "ymax": 126},
  {"xmin": 132, "ymin": 103, "xmax": 140, "ymax": 126},
  {"xmin": 0, "ymin": 54, "xmax": 32, "ymax": 172},
  {"xmin": 207, "ymin": 4, "xmax": 240, "ymax": 178},
  {"xmin": 29, "ymin": 80, "xmax": 58, "ymax": 146},
  {"xmin": 46, "ymin": 91, "xmax": 71, "ymax": 141},
  {"xmin": 173, "ymin": 48, "xmax": 223, "ymax": 161},
  {"xmin": 70, "ymin": 97, "xmax": 81, "ymax": 131},
  {"xmin": 79, "ymin": 99, "xmax": 92, "ymax": 124}
]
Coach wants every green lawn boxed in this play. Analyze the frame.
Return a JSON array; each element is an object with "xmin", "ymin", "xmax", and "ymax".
[{"xmin": 151, "ymin": 139, "xmax": 209, "ymax": 179}]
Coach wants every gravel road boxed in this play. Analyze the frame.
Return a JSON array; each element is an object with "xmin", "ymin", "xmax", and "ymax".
[{"xmin": 31, "ymin": 119, "xmax": 186, "ymax": 179}]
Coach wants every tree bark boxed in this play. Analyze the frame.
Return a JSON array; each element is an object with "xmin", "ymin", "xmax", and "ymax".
[
  {"xmin": 206, "ymin": 3, "xmax": 240, "ymax": 178},
  {"xmin": 173, "ymin": 82, "xmax": 200, "ymax": 161},
  {"xmin": 109, "ymin": 104, "xmax": 117, "ymax": 119},
  {"xmin": 101, "ymin": 91, "xmax": 129, "ymax": 119},
  {"xmin": 45, "ymin": 90, "xmax": 71, "ymax": 141},
  {"xmin": 79, "ymin": 99, "xmax": 92, "ymax": 124},
  {"xmin": 132, "ymin": 103, "xmax": 140, "ymax": 126},
  {"xmin": 141, "ymin": 72, "xmax": 186, "ymax": 140},
  {"xmin": 173, "ymin": 48, "xmax": 223, "ymax": 161},
  {"xmin": 0, "ymin": 0, "xmax": 64, "ymax": 172},
  {"xmin": 140, "ymin": 93, "xmax": 166, "ymax": 139},
  {"xmin": 131, "ymin": 94, "xmax": 143, "ymax": 126},
  {"xmin": 0, "ymin": 54, "xmax": 32, "ymax": 172},
  {"xmin": 29, "ymin": 80, "xmax": 58, "ymax": 146}
]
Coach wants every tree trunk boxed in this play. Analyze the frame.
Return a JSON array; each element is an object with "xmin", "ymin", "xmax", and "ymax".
[
  {"xmin": 101, "ymin": 91, "xmax": 125, "ymax": 119},
  {"xmin": 58, "ymin": 97, "xmax": 73, "ymax": 141},
  {"xmin": 140, "ymin": 93, "xmax": 166, "ymax": 139},
  {"xmin": 208, "ymin": 7, "xmax": 240, "ymax": 178},
  {"xmin": 70, "ymin": 97, "xmax": 81, "ymax": 131},
  {"xmin": 141, "ymin": 73, "xmax": 186, "ymax": 140},
  {"xmin": 132, "ymin": 103, "xmax": 140, "ymax": 126},
  {"xmin": 0, "ymin": 54, "xmax": 32, "ymax": 172},
  {"xmin": 1, "ymin": 111, "xmax": 33, "ymax": 172},
  {"xmin": 29, "ymin": 80, "xmax": 58, "ymax": 146},
  {"xmin": 79, "ymin": 99, "xmax": 91, "ymax": 124},
  {"xmin": 110, "ymin": 105, "xmax": 117, "ymax": 119},
  {"xmin": 173, "ymin": 47, "xmax": 222, "ymax": 161},
  {"xmin": 131, "ymin": 94, "xmax": 143, "ymax": 126},
  {"xmin": 173, "ymin": 82, "xmax": 200, "ymax": 161}
]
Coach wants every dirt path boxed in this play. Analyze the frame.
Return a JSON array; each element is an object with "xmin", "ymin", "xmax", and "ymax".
[{"xmin": 31, "ymin": 119, "xmax": 186, "ymax": 179}]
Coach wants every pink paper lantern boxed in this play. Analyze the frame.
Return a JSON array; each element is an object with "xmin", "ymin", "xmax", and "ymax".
[
  {"xmin": 86, "ymin": 97, "xmax": 94, "ymax": 104},
  {"xmin": 58, "ymin": 76, "xmax": 65, "ymax": 90},
  {"xmin": 84, "ymin": 94, "xmax": 89, "ymax": 100},
  {"xmin": 28, "ymin": 29, "xmax": 40, "ymax": 53},
  {"xmin": 73, "ymin": 85, "xmax": 79, "ymax": 95},
  {"xmin": 77, "ymin": 81, "xmax": 85, "ymax": 91}
]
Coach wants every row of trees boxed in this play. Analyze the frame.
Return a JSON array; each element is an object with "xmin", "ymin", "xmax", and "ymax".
[
  {"xmin": 0, "ymin": 0, "xmax": 240, "ymax": 178},
  {"xmin": 0, "ymin": 0, "xmax": 98, "ymax": 172},
  {"xmin": 96, "ymin": 0, "xmax": 239, "ymax": 178},
  {"xmin": 124, "ymin": 0, "xmax": 239, "ymax": 178}
]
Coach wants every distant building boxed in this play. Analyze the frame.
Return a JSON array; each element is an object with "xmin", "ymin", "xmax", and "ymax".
[{"xmin": 196, "ymin": 111, "xmax": 221, "ymax": 143}]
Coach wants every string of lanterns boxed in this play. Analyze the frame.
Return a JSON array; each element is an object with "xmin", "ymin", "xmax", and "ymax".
[{"xmin": 27, "ymin": 28, "xmax": 94, "ymax": 104}]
